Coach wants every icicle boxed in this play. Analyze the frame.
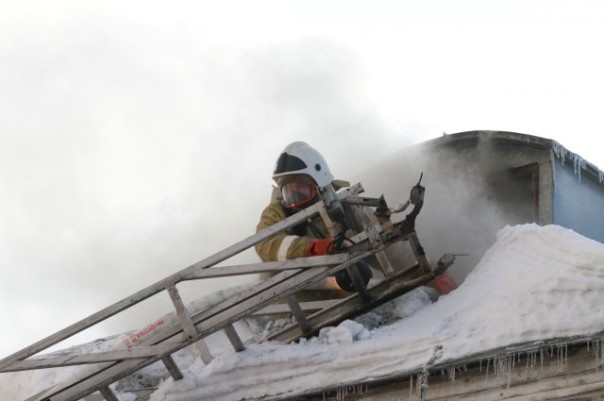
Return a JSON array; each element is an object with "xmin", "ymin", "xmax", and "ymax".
[
  {"xmin": 552, "ymin": 142, "xmax": 568, "ymax": 165},
  {"xmin": 418, "ymin": 345, "xmax": 443, "ymax": 401},
  {"xmin": 409, "ymin": 374, "xmax": 414, "ymax": 398},
  {"xmin": 573, "ymin": 154, "xmax": 587, "ymax": 183},
  {"xmin": 448, "ymin": 366, "xmax": 456, "ymax": 382},
  {"xmin": 551, "ymin": 141, "xmax": 602, "ymax": 185}
]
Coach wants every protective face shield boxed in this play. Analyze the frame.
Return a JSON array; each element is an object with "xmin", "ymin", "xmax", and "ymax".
[{"xmin": 280, "ymin": 181, "xmax": 318, "ymax": 210}]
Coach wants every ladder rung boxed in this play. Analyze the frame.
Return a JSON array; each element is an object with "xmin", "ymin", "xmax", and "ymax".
[
  {"xmin": 286, "ymin": 295, "xmax": 313, "ymax": 334},
  {"xmin": 161, "ymin": 355, "xmax": 183, "ymax": 381},
  {"xmin": 223, "ymin": 324, "xmax": 245, "ymax": 352},
  {"xmin": 167, "ymin": 284, "xmax": 213, "ymax": 364},
  {"xmin": 99, "ymin": 386, "xmax": 119, "ymax": 401},
  {"xmin": 253, "ymin": 300, "xmax": 339, "ymax": 315}
]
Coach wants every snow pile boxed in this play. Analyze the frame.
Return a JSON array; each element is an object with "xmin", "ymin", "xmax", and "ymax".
[{"xmin": 2, "ymin": 224, "xmax": 604, "ymax": 401}]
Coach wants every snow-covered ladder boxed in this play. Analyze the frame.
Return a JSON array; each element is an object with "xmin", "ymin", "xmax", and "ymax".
[{"xmin": 0, "ymin": 183, "xmax": 444, "ymax": 401}]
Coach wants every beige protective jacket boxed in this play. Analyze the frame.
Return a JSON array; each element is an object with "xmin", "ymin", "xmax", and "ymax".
[
  {"xmin": 255, "ymin": 195, "xmax": 329, "ymax": 262},
  {"xmin": 255, "ymin": 180, "xmax": 353, "ymax": 262}
]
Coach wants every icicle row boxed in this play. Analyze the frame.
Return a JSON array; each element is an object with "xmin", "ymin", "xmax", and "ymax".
[
  {"xmin": 552, "ymin": 141, "xmax": 603, "ymax": 185},
  {"xmin": 333, "ymin": 384, "xmax": 369, "ymax": 401}
]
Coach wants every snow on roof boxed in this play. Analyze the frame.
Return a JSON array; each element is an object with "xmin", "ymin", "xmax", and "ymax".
[{"xmin": 3, "ymin": 224, "xmax": 604, "ymax": 401}]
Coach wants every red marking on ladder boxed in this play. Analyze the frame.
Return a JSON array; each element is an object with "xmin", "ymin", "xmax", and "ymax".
[{"xmin": 122, "ymin": 318, "xmax": 166, "ymax": 348}]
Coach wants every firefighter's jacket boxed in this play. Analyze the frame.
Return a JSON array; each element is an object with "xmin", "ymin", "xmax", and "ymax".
[{"xmin": 255, "ymin": 196, "xmax": 330, "ymax": 262}]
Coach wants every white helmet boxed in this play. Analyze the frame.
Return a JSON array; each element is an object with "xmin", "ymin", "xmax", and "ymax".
[{"xmin": 272, "ymin": 141, "xmax": 334, "ymax": 188}]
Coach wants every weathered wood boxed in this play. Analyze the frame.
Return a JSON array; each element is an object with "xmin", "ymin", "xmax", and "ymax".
[
  {"xmin": 358, "ymin": 206, "xmax": 396, "ymax": 277},
  {"xmin": 268, "ymin": 268, "xmax": 434, "ymax": 343},
  {"xmin": 286, "ymin": 295, "xmax": 312, "ymax": 335},
  {"xmin": 223, "ymin": 324, "xmax": 245, "ymax": 352},
  {"xmin": 99, "ymin": 387, "xmax": 118, "ymax": 401},
  {"xmin": 161, "ymin": 355, "xmax": 183, "ymax": 381},
  {"xmin": 253, "ymin": 300, "xmax": 338, "ymax": 316},
  {"xmin": 0, "ymin": 203, "xmax": 324, "ymax": 371},
  {"xmin": 182, "ymin": 254, "xmax": 350, "ymax": 280},
  {"xmin": 1, "ymin": 344, "xmax": 176, "ymax": 372},
  {"xmin": 316, "ymin": 202, "xmax": 339, "ymax": 236},
  {"xmin": 407, "ymin": 232, "xmax": 432, "ymax": 274},
  {"xmin": 166, "ymin": 284, "xmax": 213, "ymax": 364},
  {"xmin": 35, "ymin": 253, "xmax": 370, "ymax": 401}
]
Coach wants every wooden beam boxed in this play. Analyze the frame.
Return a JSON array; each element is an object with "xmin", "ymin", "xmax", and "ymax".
[
  {"xmin": 161, "ymin": 355, "xmax": 183, "ymax": 381},
  {"xmin": 223, "ymin": 325, "xmax": 245, "ymax": 352},
  {"xmin": 253, "ymin": 300, "xmax": 338, "ymax": 316},
  {"xmin": 1, "ymin": 344, "xmax": 176, "ymax": 372},
  {"xmin": 166, "ymin": 284, "xmax": 213, "ymax": 364},
  {"xmin": 99, "ymin": 387, "xmax": 118, "ymax": 401},
  {"xmin": 286, "ymin": 295, "xmax": 312, "ymax": 335},
  {"xmin": 182, "ymin": 254, "xmax": 350, "ymax": 280}
]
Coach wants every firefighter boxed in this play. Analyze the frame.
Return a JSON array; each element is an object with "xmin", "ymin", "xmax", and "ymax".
[
  {"xmin": 255, "ymin": 141, "xmax": 456, "ymax": 295},
  {"xmin": 254, "ymin": 141, "xmax": 372, "ymax": 292}
]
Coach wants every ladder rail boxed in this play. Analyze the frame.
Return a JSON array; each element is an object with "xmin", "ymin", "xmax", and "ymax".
[
  {"xmin": 29, "ymin": 252, "xmax": 373, "ymax": 401},
  {"xmin": 0, "ymin": 204, "xmax": 325, "ymax": 371},
  {"xmin": 2, "ymin": 254, "xmax": 352, "ymax": 373}
]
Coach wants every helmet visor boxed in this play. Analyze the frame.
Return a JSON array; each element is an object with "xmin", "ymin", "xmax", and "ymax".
[{"xmin": 281, "ymin": 182, "xmax": 317, "ymax": 209}]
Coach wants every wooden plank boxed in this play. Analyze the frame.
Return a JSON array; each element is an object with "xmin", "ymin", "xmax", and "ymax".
[
  {"xmin": 166, "ymin": 285, "xmax": 198, "ymax": 339},
  {"xmin": 161, "ymin": 355, "xmax": 183, "ymax": 381},
  {"xmin": 166, "ymin": 284, "xmax": 213, "ymax": 364},
  {"xmin": 407, "ymin": 232, "xmax": 432, "ymax": 274},
  {"xmin": 223, "ymin": 325, "xmax": 245, "ymax": 352},
  {"xmin": 182, "ymin": 254, "xmax": 350, "ymax": 280},
  {"xmin": 286, "ymin": 295, "xmax": 312, "ymax": 335},
  {"xmin": 1, "ymin": 344, "xmax": 176, "ymax": 372},
  {"xmin": 99, "ymin": 387, "xmax": 118, "ymax": 401},
  {"xmin": 253, "ymin": 300, "xmax": 339, "ymax": 315},
  {"xmin": 359, "ymin": 206, "xmax": 397, "ymax": 277}
]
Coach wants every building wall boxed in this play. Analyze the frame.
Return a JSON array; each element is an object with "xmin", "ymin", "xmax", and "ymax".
[{"xmin": 553, "ymin": 159, "xmax": 604, "ymax": 243}]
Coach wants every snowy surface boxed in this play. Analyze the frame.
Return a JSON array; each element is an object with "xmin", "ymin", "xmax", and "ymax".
[{"xmin": 2, "ymin": 224, "xmax": 604, "ymax": 401}]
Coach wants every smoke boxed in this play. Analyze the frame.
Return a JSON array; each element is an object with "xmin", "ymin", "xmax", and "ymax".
[
  {"xmin": 0, "ymin": 17, "xmax": 414, "ymax": 356},
  {"xmin": 356, "ymin": 133, "xmax": 528, "ymax": 282}
]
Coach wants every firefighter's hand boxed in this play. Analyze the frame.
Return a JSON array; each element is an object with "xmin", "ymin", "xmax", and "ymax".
[
  {"xmin": 429, "ymin": 272, "xmax": 457, "ymax": 294},
  {"xmin": 306, "ymin": 238, "xmax": 352, "ymax": 256}
]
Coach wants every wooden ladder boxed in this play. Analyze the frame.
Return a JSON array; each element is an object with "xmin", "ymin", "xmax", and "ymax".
[{"xmin": 0, "ymin": 183, "xmax": 444, "ymax": 401}]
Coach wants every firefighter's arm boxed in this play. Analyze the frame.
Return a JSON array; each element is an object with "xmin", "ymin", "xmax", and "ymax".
[{"xmin": 254, "ymin": 203, "xmax": 313, "ymax": 261}]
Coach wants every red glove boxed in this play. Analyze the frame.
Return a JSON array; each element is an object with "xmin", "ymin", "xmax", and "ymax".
[
  {"xmin": 429, "ymin": 272, "xmax": 457, "ymax": 294},
  {"xmin": 306, "ymin": 239, "xmax": 333, "ymax": 256}
]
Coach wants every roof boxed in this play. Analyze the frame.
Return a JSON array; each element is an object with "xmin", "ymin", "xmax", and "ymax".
[{"xmin": 420, "ymin": 130, "xmax": 604, "ymax": 184}]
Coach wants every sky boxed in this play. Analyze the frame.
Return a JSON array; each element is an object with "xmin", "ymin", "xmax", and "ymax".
[
  {"xmin": 1, "ymin": 0, "xmax": 604, "ymax": 358},
  {"xmin": 3, "ymin": 224, "xmax": 604, "ymax": 400}
]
